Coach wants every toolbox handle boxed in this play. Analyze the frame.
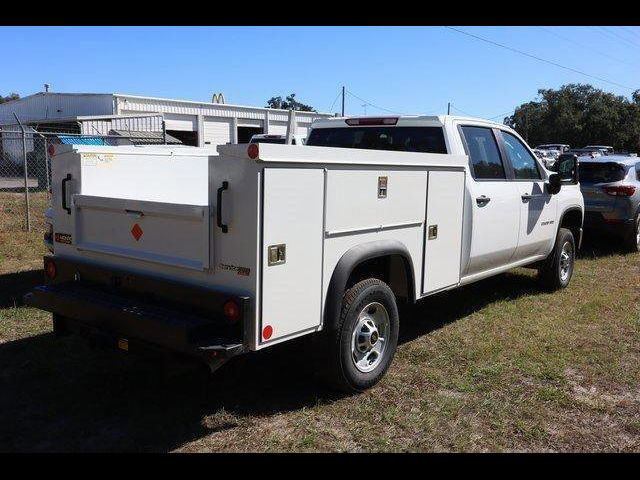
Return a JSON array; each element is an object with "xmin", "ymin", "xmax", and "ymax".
[
  {"xmin": 217, "ymin": 181, "xmax": 229, "ymax": 233},
  {"xmin": 61, "ymin": 173, "xmax": 72, "ymax": 214}
]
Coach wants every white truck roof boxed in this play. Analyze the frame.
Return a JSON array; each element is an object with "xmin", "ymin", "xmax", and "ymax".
[{"xmin": 310, "ymin": 114, "xmax": 507, "ymax": 130}]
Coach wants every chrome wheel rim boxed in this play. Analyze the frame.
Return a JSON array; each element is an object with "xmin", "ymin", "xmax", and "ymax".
[
  {"xmin": 351, "ymin": 302, "xmax": 390, "ymax": 373},
  {"xmin": 559, "ymin": 241, "xmax": 573, "ymax": 282}
]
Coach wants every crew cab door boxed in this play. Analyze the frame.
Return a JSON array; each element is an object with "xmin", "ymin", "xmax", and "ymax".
[
  {"xmin": 459, "ymin": 126, "xmax": 520, "ymax": 275},
  {"xmin": 498, "ymin": 130, "xmax": 557, "ymax": 260}
]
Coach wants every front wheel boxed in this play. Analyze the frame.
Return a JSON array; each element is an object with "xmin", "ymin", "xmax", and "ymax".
[
  {"xmin": 324, "ymin": 278, "xmax": 399, "ymax": 393},
  {"xmin": 538, "ymin": 227, "xmax": 575, "ymax": 290}
]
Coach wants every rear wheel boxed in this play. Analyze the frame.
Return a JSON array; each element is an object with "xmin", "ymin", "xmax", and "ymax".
[
  {"xmin": 324, "ymin": 278, "xmax": 399, "ymax": 393},
  {"xmin": 623, "ymin": 213, "xmax": 640, "ymax": 253},
  {"xmin": 539, "ymin": 228, "xmax": 575, "ymax": 290}
]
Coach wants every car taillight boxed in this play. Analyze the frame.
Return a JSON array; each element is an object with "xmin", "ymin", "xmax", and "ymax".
[
  {"xmin": 45, "ymin": 259, "xmax": 57, "ymax": 279},
  {"xmin": 345, "ymin": 117, "xmax": 399, "ymax": 126},
  {"xmin": 603, "ymin": 185, "xmax": 636, "ymax": 196},
  {"xmin": 247, "ymin": 143, "xmax": 259, "ymax": 159},
  {"xmin": 223, "ymin": 300, "xmax": 240, "ymax": 322},
  {"xmin": 47, "ymin": 144, "xmax": 55, "ymax": 156}
]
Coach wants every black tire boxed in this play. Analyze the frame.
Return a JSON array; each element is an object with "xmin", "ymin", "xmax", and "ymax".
[
  {"xmin": 52, "ymin": 313, "xmax": 70, "ymax": 337},
  {"xmin": 323, "ymin": 278, "xmax": 399, "ymax": 393},
  {"xmin": 623, "ymin": 213, "xmax": 640, "ymax": 253},
  {"xmin": 539, "ymin": 227, "xmax": 576, "ymax": 290}
]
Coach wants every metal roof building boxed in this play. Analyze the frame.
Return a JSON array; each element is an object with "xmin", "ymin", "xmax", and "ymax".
[{"xmin": 0, "ymin": 91, "xmax": 334, "ymax": 146}]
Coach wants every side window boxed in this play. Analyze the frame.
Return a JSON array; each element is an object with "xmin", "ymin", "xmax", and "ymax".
[
  {"xmin": 460, "ymin": 126, "xmax": 506, "ymax": 180},
  {"xmin": 501, "ymin": 131, "xmax": 542, "ymax": 180}
]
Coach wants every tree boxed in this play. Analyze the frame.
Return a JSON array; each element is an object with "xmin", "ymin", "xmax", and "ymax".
[
  {"xmin": 504, "ymin": 84, "xmax": 640, "ymax": 152},
  {"xmin": 0, "ymin": 93, "xmax": 20, "ymax": 104},
  {"xmin": 266, "ymin": 93, "xmax": 315, "ymax": 112}
]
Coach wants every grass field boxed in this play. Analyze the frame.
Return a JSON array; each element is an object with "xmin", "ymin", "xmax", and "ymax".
[{"xmin": 1, "ymin": 191, "xmax": 639, "ymax": 452}]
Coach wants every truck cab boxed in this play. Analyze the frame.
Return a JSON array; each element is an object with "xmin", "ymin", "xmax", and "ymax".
[
  {"xmin": 307, "ymin": 115, "xmax": 584, "ymax": 283},
  {"xmin": 28, "ymin": 115, "xmax": 583, "ymax": 392}
]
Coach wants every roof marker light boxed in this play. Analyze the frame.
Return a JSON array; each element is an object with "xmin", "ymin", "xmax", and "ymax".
[{"xmin": 345, "ymin": 117, "xmax": 399, "ymax": 126}]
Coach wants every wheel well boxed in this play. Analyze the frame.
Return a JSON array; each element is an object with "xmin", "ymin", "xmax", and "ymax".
[
  {"xmin": 324, "ymin": 240, "xmax": 416, "ymax": 332},
  {"xmin": 559, "ymin": 209, "xmax": 582, "ymax": 247},
  {"xmin": 346, "ymin": 254, "xmax": 413, "ymax": 304}
]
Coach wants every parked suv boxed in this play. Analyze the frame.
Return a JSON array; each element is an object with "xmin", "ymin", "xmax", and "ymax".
[{"xmin": 579, "ymin": 156, "xmax": 640, "ymax": 252}]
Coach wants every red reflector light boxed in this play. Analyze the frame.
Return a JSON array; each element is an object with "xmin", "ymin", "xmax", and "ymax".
[
  {"xmin": 345, "ymin": 117, "xmax": 398, "ymax": 126},
  {"xmin": 247, "ymin": 143, "xmax": 259, "ymax": 159},
  {"xmin": 223, "ymin": 300, "xmax": 240, "ymax": 322},
  {"xmin": 603, "ymin": 185, "xmax": 636, "ymax": 197},
  {"xmin": 45, "ymin": 259, "xmax": 57, "ymax": 279},
  {"xmin": 262, "ymin": 325, "xmax": 273, "ymax": 340},
  {"xmin": 47, "ymin": 144, "xmax": 55, "ymax": 156}
]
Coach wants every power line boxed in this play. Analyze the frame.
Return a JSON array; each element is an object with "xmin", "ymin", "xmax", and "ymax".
[
  {"xmin": 345, "ymin": 89, "xmax": 404, "ymax": 115},
  {"xmin": 328, "ymin": 89, "xmax": 342, "ymax": 112},
  {"xmin": 449, "ymin": 104, "xmax": 477, "ymax": 117},
  {"xmin": 597, "ymin": 26, "xmax": 640, "ymax": 50},
  {"xmin": 621, "ymin": 26, "xmax": 640, "ymax": 41},
  {"xmin": 536, "ymin": 26, "xmax": 636, "ymax": 68},
  {"xmin": 488, "ymin": 109, "xmax": 516, "ymax": 121},
  {"xmin": 444, "ymin": 26, "xmax": 638, "ymax": 92}
]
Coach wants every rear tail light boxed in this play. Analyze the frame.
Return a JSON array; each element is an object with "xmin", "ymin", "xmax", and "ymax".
[
  {"xmin": 47, "ymin": 144, "xmax": 55, "ymax": 156},
  {"xmin": 247, "ymin": 143, "xmax": 259, "ymax": 159},
  {"xmin": 45, "ymin": 259, "xmax": 57, "ymax": 279},
  {"xmin": 603, "ymin": 185, "xmax": 636, "ymax": 196},
  {"xmin": 223, "ymin": 300, "xmax": 240, "ymax": 322},
  {"xmin": 345, "ymin": 117, "xmax": 399, "ymax": 126}
]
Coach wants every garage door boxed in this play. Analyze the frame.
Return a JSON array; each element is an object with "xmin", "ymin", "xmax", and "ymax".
[
  {"xmin": 238, "ymin": 118, "xmax": 263, "ymax": 128},
  {"xmin": 269, "ymin": 121, "xmax": 288, "ymax": 135},
  {"xmin": 269, "ymin": 121, "xmax": 309, "ymax": 138},
  {"xmin": 203, "ymin": 117, "xmax": 233, "ymax": 146},
  {"xmin": 164, "ymin": 113, "xmax": 197, "ymax": 131}
]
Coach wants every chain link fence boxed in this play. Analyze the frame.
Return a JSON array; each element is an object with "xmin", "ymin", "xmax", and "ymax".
[{"xmin": 1, "ymin": 126, "xmax": 178, "ymax": 232}]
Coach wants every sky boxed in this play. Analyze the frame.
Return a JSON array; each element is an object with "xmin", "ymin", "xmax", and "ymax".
[{"xmin": 1, "ymin": 26, "xmax": 639, "ymax": 120}]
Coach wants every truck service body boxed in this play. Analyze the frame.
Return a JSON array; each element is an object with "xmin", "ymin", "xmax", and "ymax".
[{"xmin": 27, "ymin": 115, "xmax": 584, "ymax": 391}]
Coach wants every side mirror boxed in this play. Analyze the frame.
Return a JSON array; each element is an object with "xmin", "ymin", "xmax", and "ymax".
[
  {"xmin": 554, "ymin": 153, "xmax": 579, "ymax": 184},
  {"xmin": 547, "ymin": 172, "xmax": 561, "ymax": 195}
]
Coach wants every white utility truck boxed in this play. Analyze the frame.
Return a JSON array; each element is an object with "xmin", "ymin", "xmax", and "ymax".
[{"xmin": 27, "ymin": 115, "xmax": 584, "ymax": 392}]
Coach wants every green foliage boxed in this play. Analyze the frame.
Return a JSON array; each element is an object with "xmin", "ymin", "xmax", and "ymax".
[
  {"xmin": 0, "ymin": 93, "xmax": 20, "ymax": 104},
  {"xmin": 504, "ymin": 84, "xmax": 640, "ymax": 152},
  {"xmin": 266, "ymin": 93, "xmax": 315, "ymax": 112}
]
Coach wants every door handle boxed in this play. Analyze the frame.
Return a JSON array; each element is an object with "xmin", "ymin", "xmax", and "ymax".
[
  {"xmin": 521, "ymin": 194, "xmax": 542, "ymax": 202},
  {"xmin": 476, "ymin": 195, "xmax": 491, "ymax": 206},
  {"xmin": 61, "ymin": 174, "xmax": 72, "ymax": 214},
  {"xmin": 217, "ymin": 181, "xmax": 229, "ymax": 233}
]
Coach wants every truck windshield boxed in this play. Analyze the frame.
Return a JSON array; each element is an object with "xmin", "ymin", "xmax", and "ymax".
[
  {"xmin": 306, "ymin": 127, "xmax": 448, "ymax": 154},
  {"xmin": 578, "ymin": 162, "xmax": 627, "ymax": 183}
]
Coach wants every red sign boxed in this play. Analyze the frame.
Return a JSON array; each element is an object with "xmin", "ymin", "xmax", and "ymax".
[{"xmin": 131, "ymin": 223, "xmax": 143, "ymax": 241}]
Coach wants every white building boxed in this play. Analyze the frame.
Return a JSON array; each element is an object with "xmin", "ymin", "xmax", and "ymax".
[{"xmin": 0, "ymin": 91, "xmax": 334, "ymax": 146}]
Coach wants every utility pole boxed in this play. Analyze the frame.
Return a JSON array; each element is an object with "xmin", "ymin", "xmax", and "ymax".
[
  {"xmin": 341, "ymin": 86, "xmax": 345, "ymax": 116},
  {"xmin": 447, "ymin": 102, "xmax": 451, "ymax": 115}
]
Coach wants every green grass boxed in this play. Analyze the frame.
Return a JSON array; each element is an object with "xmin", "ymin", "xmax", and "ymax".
[{"xmin": 1, "ymin": 191, "xmax": 639, "ymax": 452}]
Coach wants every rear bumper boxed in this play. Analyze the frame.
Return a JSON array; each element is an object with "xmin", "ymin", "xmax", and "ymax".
[
  {"xmin": 24, "ymin": 256, "xmax": 249, "ymax": 365},
  {"xmin": 583, "ymin": 211, "xmax": 635, "ymax": 236}
]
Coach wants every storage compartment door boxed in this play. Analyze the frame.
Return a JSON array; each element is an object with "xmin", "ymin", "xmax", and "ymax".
[
  {"xmin": 261, "ymin": 168, "xmax": 324, "ymax": 344},
  {"xmin": 73, "ymin": 195, "xmax": 210, "ymax": 271},
  {"xmin": 423, "ymin": 171, "xmax": 465, "ymax": 294}
]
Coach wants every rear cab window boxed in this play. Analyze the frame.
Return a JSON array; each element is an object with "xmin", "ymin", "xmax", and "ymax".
[
  {"xmin": 459, "ymin": 126, "xmax": 506, "ymax": 180},
  {"xmin": 306, "ymin": 126, "xmax": 448, "ymax": 154}
]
